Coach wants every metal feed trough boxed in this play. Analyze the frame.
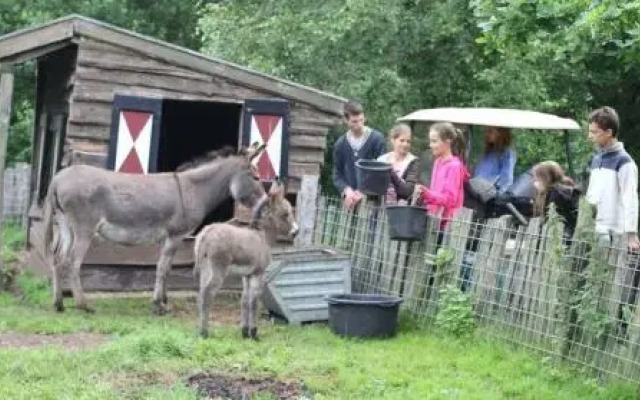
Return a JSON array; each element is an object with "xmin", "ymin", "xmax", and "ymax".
[{"xmin": 261, "ymin": 246, "xmax": 352, "ymax": 325}]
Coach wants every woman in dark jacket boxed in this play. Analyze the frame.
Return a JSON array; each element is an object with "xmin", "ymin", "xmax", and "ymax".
[
  {"xmin": 532, "ymin": 161, "xmax": 581, "ymax": 239},
  {"xmin": 377, "ymin": 124, "xmax": 422, "ymax": 204}
]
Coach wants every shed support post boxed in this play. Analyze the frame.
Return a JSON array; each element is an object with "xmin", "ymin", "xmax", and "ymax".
[
  {"xmin": 295, "ymin": 174, "xmax": 319, "ymax": 247},
  {"xmin": 0, "ymin": 64, "xmax": 15, "ymax": 274}
]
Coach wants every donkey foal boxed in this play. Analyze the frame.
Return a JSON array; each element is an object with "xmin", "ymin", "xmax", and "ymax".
[{"xmin": 194, "ymin": 180, "xmax": 298, "ymax": 339}]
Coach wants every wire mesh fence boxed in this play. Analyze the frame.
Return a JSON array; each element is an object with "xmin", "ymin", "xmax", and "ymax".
[
  {"xmin": 313, "ymin": 195, "xmax": 640, "ymax": 383},
  {"xmin": 2, "ymin": 163, "xmax": 30, "ymax": 227}
]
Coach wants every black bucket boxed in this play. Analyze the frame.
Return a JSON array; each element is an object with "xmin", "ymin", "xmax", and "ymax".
[
  {"xmin": 386, "ymin": 205, "xmax": 427, "ymax": 241},
  {"xmin": 326, "ymin": 293, "xmax": 403, "ymax": 339},
  {"xmin": 355, "ymin": 160, "xmax": 392, "ymax": 196}
]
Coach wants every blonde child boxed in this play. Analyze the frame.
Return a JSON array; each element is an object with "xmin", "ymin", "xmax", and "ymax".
[{"xmin": 377, "ymin": 124, "xmax": 421, "ymax": 203}]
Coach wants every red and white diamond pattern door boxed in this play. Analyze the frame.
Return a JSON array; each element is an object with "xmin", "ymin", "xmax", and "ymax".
[
  {"xmin": 242, "ymin": 99, "xmax": 289, "ymax": 182},
  {"xmin": 107, "ymin": 95, "xmax": 162, "ymax": 174},
  {"xmin": 114, "ymin": 111, "xmax": 152, "ymax": 173}
]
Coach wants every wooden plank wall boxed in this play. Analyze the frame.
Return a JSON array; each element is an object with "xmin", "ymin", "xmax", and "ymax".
[{"xmin": 65, "ymin": 38, "xmax": 339, "ymax": 193}]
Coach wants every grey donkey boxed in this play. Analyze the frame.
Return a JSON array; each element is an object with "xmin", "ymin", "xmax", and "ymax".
[
  {"xmin": 194, "ymin": 178, "xmax": 298, "ymax": 339},
  {"xmin": 42, "ymin": 143, "xmax": 268, "ymax": 314}
]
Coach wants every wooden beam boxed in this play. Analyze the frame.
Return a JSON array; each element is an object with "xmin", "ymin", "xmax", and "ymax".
[
  {"xmin": 295, "ymin": 175, "xmax": 319, "ymax": 247},
  {"xmin": 0, "ymin": 65, "xmax": 15, "ymax": 274},
  {"xmin": 1, "ymin": 42, "xmax": 72, "ymax": 65},
  {"xmin": 0, "ymin": 19, "xmax": 74, "ymax": 62}
]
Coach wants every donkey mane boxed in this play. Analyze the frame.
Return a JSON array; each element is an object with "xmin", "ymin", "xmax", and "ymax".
[{"xmin": 175, "ymin": 146, "xmax": 251, "ymax": 172}]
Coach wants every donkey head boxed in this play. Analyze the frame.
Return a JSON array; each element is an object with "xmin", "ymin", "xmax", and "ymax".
[
  {"xmin": 230, "ymin": 142, "xmax": 268, "ymax": 210},
  {"xmin": 251, "ymin": 178, "xmax": 299, "ymax": 240}
]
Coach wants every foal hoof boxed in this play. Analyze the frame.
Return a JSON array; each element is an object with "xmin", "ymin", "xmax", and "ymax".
[
  {"xmin": 199, "ymin": 330, "xmax": 209, "ymax": 339},
  {"xmin": 54, "ymin": 301, "xmax": 65, "ymax": 313}
]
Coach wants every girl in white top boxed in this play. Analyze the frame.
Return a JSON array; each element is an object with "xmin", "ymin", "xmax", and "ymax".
[{"xmin": 377, "ymin": 124, "xmax": 421, "ymax": 204}]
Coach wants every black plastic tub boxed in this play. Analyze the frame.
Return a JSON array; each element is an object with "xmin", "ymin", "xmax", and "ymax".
[
  {"xmin": 326, "ymin": 293, "xmax": 403, "ymax": 339},
  {"xmin": 386, "ymin": 205, "xmax": 427, "ymax": 241},
  {"xmin": 355, "ymin": 160, "xmax": 392, "ymax": 196}
]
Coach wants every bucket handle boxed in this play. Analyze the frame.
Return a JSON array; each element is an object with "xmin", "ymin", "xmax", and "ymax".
[{"xmin": 408, "ymin": 184, "xmax": 422, "ymax": 207}]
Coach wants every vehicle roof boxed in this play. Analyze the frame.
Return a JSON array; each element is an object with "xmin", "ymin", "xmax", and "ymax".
[{"xmin": 397, "ymin": 107, "xmax": 581, "ymax": 131}]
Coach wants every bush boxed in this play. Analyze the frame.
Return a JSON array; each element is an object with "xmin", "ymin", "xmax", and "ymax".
[{"xmin": 435, "ymin": 284, "xmax": 476, "ymax": 338}]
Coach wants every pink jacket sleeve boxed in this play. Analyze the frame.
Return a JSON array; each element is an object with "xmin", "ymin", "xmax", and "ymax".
[{"xmin": 421, "ymin": 164, "xmax": 465, "ymax": 208}]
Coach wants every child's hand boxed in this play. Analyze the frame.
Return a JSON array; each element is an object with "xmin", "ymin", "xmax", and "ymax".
[{"xmin": 352, "ymin": 190, "xmax": 364, "ymax": 205}]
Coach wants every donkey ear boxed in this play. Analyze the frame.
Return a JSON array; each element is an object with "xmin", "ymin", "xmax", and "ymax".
[
  {"xmin": 247, "ymin": 142, "xmax": 267, "ymax": 162},
  {"xmin": 269, "ymin": 177, "xmax": 284, "ymax": 198}
]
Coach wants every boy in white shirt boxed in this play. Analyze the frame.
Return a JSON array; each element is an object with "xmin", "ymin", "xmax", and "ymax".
[{"xmin": 585, "ymin": 106, "xmax": 639, "ymax": 251}]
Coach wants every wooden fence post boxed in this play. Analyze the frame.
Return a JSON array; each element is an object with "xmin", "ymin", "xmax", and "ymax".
[
  {"xmin": 295, "ymin": 174, "xmax": 319, "ymax": 247},
  {"xmin": 0, "ymin": 64, "xmax": 15, "ymax": 272}
]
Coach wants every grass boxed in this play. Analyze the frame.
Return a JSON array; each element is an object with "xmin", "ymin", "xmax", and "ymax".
[
  {"xmin": 0, "ymin": 226, "xmax": 638, "ymax": 399},
  {"xmin": 1, "ymin": 222, "xmax": 25, "ymax": 261},
  {"xmin": 1, "ymin": 223, "xmax": 26, "ymax": 290},
  {"xmin": 0, "ymin": 271, "xmax": 637, "ymax": 400}
]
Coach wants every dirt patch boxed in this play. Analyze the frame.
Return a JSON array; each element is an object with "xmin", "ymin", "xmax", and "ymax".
[
  {"xmin": 187, "ymin": 372, "xmax": 309, "ymax": 400},
  {"xmin": 171, "ymin": 294, "xmax": 272, "ymax": 327},
  {"xmin": 0, "ymin": 332, "xmax": 109, "ymax": 350},
  {"xmin": 107, "ymin": 370, "xmax": 178, "ymax": 393}
]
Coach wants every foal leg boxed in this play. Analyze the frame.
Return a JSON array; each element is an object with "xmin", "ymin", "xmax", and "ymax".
[
  {"xmin": 69, "ymin": 230, "xmax": 94, "ymax": 313},
  {"xmin": 152, "ymin": 237, "xmax": 180, "ymax": 315},
  {"xmin": 197, "ymin": 260, "xmax": 227, "ymax": 338},
  {"xmin": 241, "ymin": 276, "xmax": 250, "ymax": 338},
  {"xmin": 241, "ymin": 272, "xmax": 264, "ymax": 340}
]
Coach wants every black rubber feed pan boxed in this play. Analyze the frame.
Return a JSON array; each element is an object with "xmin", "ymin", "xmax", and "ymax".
[
  {"xmin": 355, "ymin": 160, "xmax": 392, "ymax": 196},
  {"xmin": 326, "ymin": 293, "xmax": 403, "ymax": 339}
]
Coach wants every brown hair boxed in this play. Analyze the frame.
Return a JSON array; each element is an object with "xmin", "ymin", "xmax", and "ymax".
[
  {"xmin": 589, "ymin": 106, "xmax": 619, "ymax": 137},
  {"xmin": 430, "ymin": 121, "xmax": 467, "ymax": 164},
  {"xmin": 343, "ymin": 100, "xmax": 364, "ymax": 119},
  {"xmin": 388, "ymin": 123, "xmax": 412, "ymax": 141},
  {"xmin": 484, "ymin": 127, "xmax": 513, "ymax": 154},
  {"xmin": 532, "ymin": 161, "xmax": 574, "ymax": 216}
]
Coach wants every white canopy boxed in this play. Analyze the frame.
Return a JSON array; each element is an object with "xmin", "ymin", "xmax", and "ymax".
[{"xmin": 397, "ymin": 107, "xmax": 581, "ymax": 131}]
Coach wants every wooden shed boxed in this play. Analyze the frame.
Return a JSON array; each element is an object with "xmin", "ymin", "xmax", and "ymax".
[{"xmin": 0, "ymin": 15, "xmax": 346, "ymax": 291}]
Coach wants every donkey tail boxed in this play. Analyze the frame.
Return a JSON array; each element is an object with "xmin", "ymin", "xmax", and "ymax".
[
  {"xmin": 42, "ymin": 179, "xmax": 59, "ymax": 264},
  {"xmin": 192, "ymin": 224, "xmax": 215, "ymax": 276}
]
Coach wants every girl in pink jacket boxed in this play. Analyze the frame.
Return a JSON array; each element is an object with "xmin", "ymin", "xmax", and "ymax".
[{"xmin": 418, "ymin": 122, "xmax": 469, "ymax": 224}]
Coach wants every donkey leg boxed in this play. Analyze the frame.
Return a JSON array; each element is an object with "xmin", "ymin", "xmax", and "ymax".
[
  {"xmin": 152, "ymin": 237, "xmax": 180, "ymax": 315},
  {"xmin": 243, "ymin": 272, "xmax": 264, "ymax": 340},
  {"xmin": 52, "ymin": 261, "xmax": 65, "ymax": 312},
  {"xmin": 198, "ymin": 261, "xmax": 227, "ymax": 338},
  {"xmin": 69, "ymin": 231, "xmax": 94, "ymax": 313},
  {"xmin": 52, "ymin": 216, "xmax": 73, "ymax": 312},
  {"xmin": 52, "ymin": 250, "xmax": 72, "ymax": 312}
]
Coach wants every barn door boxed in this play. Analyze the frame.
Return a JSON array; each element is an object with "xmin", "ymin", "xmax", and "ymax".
[
  {"xmin": 241, "ymin": 99, "xmax": 290, "ymax": 182},
  {"xmin": 107, "ymin": 95, "xmax": 162, "ymax": 174}
]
